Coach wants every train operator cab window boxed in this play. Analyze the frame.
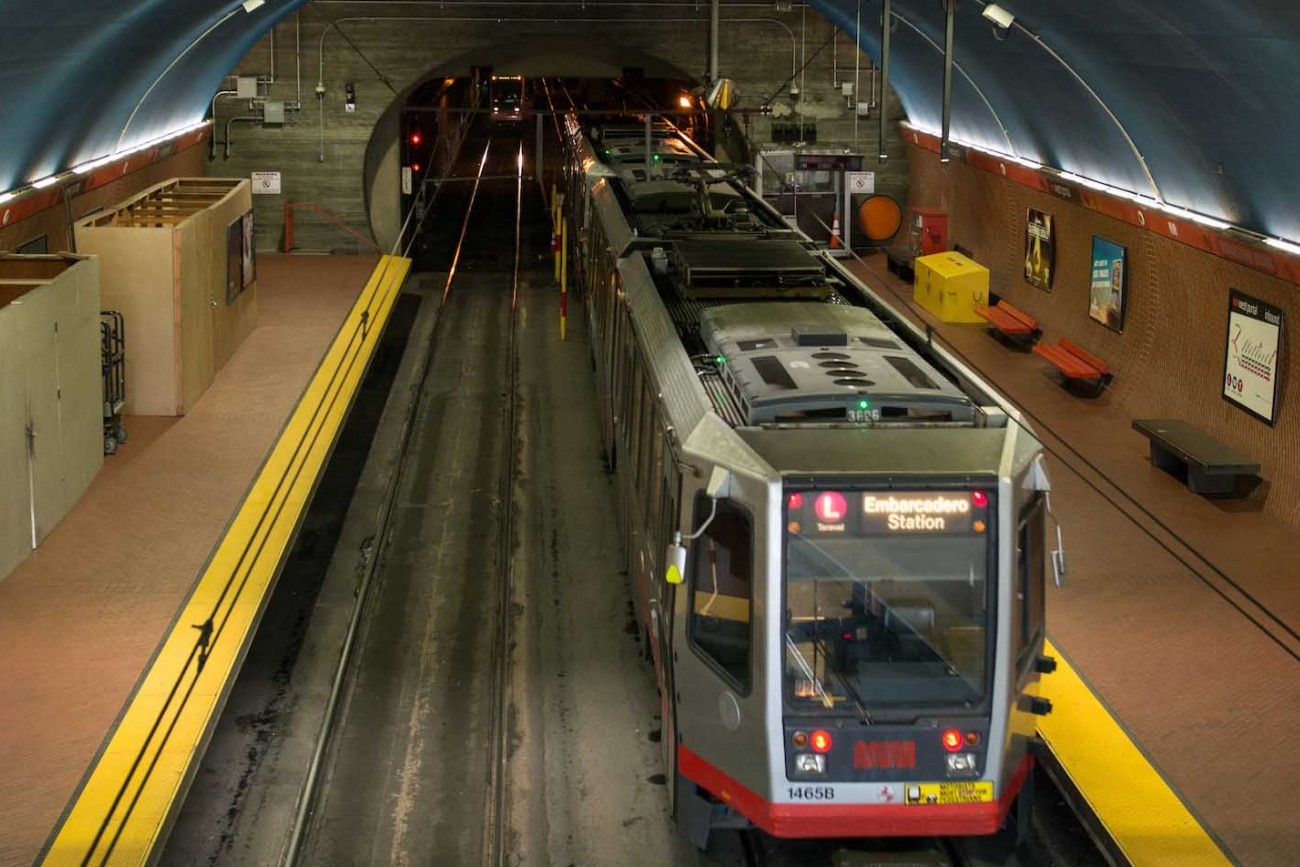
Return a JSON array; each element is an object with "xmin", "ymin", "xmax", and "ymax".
[
  {"xmin": 1014, "ymin": 494, "xmax": 1047, "ymax": 675},
  {"xmin": 688, "ymin": 494, "xmax": 754, "ymax": 694},
  {"xmin": 783, "ymin": 489, "xmax": 992, "ymax": 717}
]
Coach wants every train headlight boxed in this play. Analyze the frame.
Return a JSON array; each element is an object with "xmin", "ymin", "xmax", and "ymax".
[
  {"xmin": 946, "ymin": 752, "xmax": 979, "ymax": 774},
  {"xmin": 795, "ymin": 753, "xmax": 827, "ymax": 775}
]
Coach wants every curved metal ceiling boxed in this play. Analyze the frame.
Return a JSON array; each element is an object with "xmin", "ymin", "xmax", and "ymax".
[
  {"xmin": 811, "ymin": 0, "xmax": 1300, "ymax": 241},
  {"xmin": 1, "ymin": 0, "xmax": 1297, "ymax": 241},
  {"xmin": 0, "ymin": 0, "xmax": 302, "ymax": 193}
]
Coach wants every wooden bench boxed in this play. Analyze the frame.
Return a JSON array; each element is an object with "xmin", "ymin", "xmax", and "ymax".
[
  {"xmin": 1033, "ymin": 339, "xmax": 1112, "ymax": 397},
  {"xmin": 884, "ymin": 245, "xmax": 917, "ymax": 283},
  {"xmin": 1132, "ymin": 418, "xmax": 1260, "ymax": 496},
  {"xmin": 974, "ymin": 300, "xmax": 1041, "ymax": 348}
]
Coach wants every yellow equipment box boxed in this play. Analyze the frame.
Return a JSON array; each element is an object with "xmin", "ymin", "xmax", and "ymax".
[{"xmin": 913, "ymin": 251, "xmax": 990, "ymax": 323}]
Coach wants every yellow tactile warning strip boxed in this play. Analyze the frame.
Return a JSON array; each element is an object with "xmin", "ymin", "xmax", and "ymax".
[
  {"xmin": 40, "ymin": 255, "xmax": 411, "ymax": 867},
  {"xmin": 1039, "ymin": 638, "xmax": 1235, "ymax": 867}
]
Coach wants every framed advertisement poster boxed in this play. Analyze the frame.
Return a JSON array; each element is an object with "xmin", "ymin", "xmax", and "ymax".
[
  {"xmin": 225, "ymin": 218, "xmax": 243, "ymax": 305},
  {"xmin": 1088, "ymin": 236, "xmax": 1127, "ymax": 332},
  {"xmin": 241, "ymin": 211, "xmax": 256, "ymax": 288},
  {"xmin": 1223, "ymin": 289, "xmax": 1282, "ymax": 424},
  {"xmin": 1024, "ymin": 209, "xmax": 1054, "ymax": 291}
]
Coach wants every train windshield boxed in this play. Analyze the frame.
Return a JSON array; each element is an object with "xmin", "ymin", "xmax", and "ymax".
[{"xmin": 783, "ymin": 489, "xmax": 991, "ymax": 716}]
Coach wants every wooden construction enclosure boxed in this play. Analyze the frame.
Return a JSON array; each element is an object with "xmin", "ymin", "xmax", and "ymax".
[
  {"xmin": 0, "ymin": 254, "xmax": 103, "ymax": 582},
  {"xmin": 74, "ymin": 178, "xmax": 258, "ymax": 416}
]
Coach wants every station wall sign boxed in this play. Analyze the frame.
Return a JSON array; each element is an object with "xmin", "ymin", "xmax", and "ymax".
[
  {"xmin": 251, "ymin": 171, "xmax": 281, "ymax": 195},
  {"xmin": 1024, "ymin": 209, "xmax": 1054, "ymax": 292},
  {"xmin": 1089, "ymin": 236, "xmax": 1127, "ymax": 332},
  {"xmin": 1223, "ymin": 289, "xmax": 1283, "ymax": 424}
]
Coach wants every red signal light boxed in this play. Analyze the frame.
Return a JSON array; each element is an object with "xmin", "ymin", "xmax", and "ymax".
[
  {"xmin": 810, "ymin": 730, "xmax": 833, "ymax": 754},
  {"xmin": 788, "ymin": 492, "xmax": 804, "ymax": 510},
  {"xmin": 971, "ymin": 490, "xmax": 989, "ymax": 508},
  {"xmin": 411, "ymin": 164, "xmax": 421, "ymax": 173},
  {"xmin": 410, "ymin": 131, "xmax": 422, "ymax": 146},
  {"xmin": 941, "ymin": 729, "xmax": 963, "ymax": 752}
]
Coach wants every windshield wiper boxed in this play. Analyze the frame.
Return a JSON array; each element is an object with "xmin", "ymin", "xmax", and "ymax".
[
  {"xmin": 785, "ymin": 635, "xmax": 834, "ymax": 710},
  {"xmin": 812, "ymin": 636, "xmax": 874, "ymax": 725}
]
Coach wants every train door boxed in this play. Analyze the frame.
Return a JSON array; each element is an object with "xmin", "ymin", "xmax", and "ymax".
[{"xmin": 668, "ymin": 471, "xmax": 771, "ymax": 844}]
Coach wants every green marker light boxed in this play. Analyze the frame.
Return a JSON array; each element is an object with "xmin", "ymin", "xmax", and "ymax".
[
  {"xmin": 715, "ymin": 355, "xmax": 726, "ymax": 366},
  {"xmin": 858, "ymin": 399, "xmax": 870, "ymax": 410}
]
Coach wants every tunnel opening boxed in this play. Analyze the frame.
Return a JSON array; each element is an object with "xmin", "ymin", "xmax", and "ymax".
[{"xmin": 361, "ymin": 39, "xmax": 705, "ymax": 252}]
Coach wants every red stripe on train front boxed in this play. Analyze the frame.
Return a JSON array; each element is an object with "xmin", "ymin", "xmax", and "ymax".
[{"xmin": 677, "ymin": 744, "xmax": 1032, "ymax": 839}]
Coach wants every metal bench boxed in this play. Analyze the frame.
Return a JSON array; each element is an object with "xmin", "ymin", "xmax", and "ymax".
[
  {"xmin": 1131, "ymin": 418, "xmax": 1260, "ymax": 496},
  {"xmin": 1033, "ymin": 339, "xmax": 1112, "ymax": 397},
  {"xmin": 974, "ymin": 300, "xmax": 1042, "ymax": 349},
  {"xmin": 884, "ymin": 245, "xmax": 917, "ymax": 283}
]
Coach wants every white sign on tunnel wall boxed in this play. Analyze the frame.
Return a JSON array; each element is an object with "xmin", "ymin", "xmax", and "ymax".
[
  {"xmin": 251, "ymin": 172, "xmax": 282, "ymax": 195},
  {"xmin": 1223, "ymin": 288, "xmax": 1283, "ymax": 425}
]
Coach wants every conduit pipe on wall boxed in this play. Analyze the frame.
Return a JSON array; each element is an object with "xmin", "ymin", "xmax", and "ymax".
[
  {"xmin": 879, "ymin": 0, "xmax": 890, "ymax": 162},
  {"xmin": 940, "ymin": 0, "xmax": 955, "ymax": 162},
  {"xmin": 709, "ymin": 0, "xmax": 721, "ymax": 83}
]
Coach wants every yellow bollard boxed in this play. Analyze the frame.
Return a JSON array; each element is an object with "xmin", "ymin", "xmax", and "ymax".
[{"xmin": 560, "ymin": 220, "xmax": 568, "ymax": 341}]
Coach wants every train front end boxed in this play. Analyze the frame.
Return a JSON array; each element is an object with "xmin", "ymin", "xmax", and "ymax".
[
  {"xmin": 673, "ymin": 427, "xmax": 1054, "ymax": 844},
  {"xmin": 774, "ymin": 480, "xmax": 1026, "ymax": 837}
]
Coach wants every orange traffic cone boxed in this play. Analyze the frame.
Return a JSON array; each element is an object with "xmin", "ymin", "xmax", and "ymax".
[{"xmin": 829, "ymin": 211, "xmax": 843, "ymax": 249}]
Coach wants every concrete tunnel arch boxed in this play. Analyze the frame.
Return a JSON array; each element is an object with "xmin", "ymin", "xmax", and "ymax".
[{"xmin": 363, "ymin": 39, "xmax": 701, "ymax": 250}]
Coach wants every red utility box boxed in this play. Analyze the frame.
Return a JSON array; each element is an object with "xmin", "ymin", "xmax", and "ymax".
[{"xmin": 909, "ymin": 208, "xmax": 949, "ymax": 256}]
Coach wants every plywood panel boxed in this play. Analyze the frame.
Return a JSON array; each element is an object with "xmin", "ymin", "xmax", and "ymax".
[
  {"xmin": 0, "ymin": 304, "xmax": 34, "ymax": 581},
  {"xmin": 9, "ymin": 284, "xmax": 63, "ymax": 545},
  {"xmin": 176, "ymin": 208, "xmax": 214, "ymax": 413},
  {"xmin": 0, "ymin": 255, "xmax": 75, "ymax": 281},
  {"xmin": 207, "ymin": 183, "xmax": 257, "ymax": 380},
  {"xmin": 74, "ymin": 225, "xmax": 177, "ymax": 415},
  {"xmin": 55, "ymin": 260, "xmax": 105, "ymax": 511}
]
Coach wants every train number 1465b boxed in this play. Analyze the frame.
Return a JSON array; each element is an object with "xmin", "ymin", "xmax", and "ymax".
[{"xmin": 787, "ymin": 786, "xmax": 835, "ymax": 801}]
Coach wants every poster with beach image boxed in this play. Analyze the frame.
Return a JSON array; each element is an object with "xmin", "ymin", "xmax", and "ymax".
[
  {"xmin": 1088, "ymin": 236, "xmax": 1127, "ymax": 331},
  {"xmin": 1223, "ymin": 289, "xmax": 1282, "ymax": 424},
  {"xmin": 1024, "ymin": 209, "xmax": 1054, "ymax": 291}
]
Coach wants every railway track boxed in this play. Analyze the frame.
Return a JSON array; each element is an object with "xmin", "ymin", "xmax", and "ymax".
[{"xmin": 280, "ymin": 123, "xmax": 528, "ymax": 866}]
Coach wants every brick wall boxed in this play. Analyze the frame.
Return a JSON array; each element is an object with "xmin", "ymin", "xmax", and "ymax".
[
  {"xmin": 213, "ymin": 4, "xmax": 909, "ymax": 252},
  {"xmin": 909, "ymin": 144, "xmax": 1300, "ymax": 531}
]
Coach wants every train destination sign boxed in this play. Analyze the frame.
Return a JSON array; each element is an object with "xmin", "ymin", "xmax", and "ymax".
[
  {"xmin": 861, "ymin": 493, "xmax": 973, "ymax": 534},
  {"xmin": 796, "ymin": 490, "xmax": 985, "ymax": 536}
]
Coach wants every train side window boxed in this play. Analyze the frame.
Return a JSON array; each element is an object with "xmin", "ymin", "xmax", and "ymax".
[
  {"xmin": 1015, "ymin": 494, "xmax": 1047, "ymax": 673},
  {"xmin": 688, "ymin": 493, "xmax": 754, "ymax": 694}
]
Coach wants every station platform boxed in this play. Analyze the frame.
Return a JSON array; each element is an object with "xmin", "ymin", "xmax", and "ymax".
[
  {"xmin": 845, "ymin": 254, "xmax": 1300, "ymax": 867},
  {"xmin": 0, "ymin": 253, "xmax": 409, "ymax": 867}
]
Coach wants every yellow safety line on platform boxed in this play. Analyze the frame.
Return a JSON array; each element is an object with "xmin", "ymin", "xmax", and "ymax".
[
  {"xmin": 1039, "ymin": 638, "xmax": 1234, "ymax": 867},
  {"xmin": 41, "ymin": 255, "xmax": 411, "ymax": 867}
]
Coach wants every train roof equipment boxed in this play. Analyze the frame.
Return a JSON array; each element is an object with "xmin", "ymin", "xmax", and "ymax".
[{"xmin": 699, "ymin": 303, "xmax": 974, "ymax": 427}]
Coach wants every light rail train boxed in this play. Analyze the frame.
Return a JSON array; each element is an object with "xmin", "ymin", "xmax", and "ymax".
[{"xmin": 558, "ymin": 106, "xmax": 1062, "ymax": 846}]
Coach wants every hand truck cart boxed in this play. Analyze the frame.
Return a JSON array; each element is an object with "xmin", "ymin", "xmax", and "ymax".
[{"xmin": 101, "ymin": 310, "xmax": 127, "ymax": 455}]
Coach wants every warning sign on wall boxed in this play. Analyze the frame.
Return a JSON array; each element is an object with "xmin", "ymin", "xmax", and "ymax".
[
  {"xmin": 847, "ymin": 171, "xmax": 875, "ymax": 195},
  {"xmin": 251, "ymin": 171, "xmax": 282, "ymax": 195}
]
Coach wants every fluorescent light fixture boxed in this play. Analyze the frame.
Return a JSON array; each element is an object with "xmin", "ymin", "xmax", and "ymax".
[
  {"xmin": 71, "ymin": 120, "xmax": 209, "ymax": 176},
  {"xmin": 30, "ymin": 176, "xmax": 58, "ymax": 189},
  {"xmin": 242, "ymin": 0, "xmax": 265, "ymax": 11},
  {"xmin": 1266, "ymin": 238, "xmax": 1300, "ymax": 257},
  {"xmin": 982, "ymin": 3, "xmax": 1016, "ymax": 29}
]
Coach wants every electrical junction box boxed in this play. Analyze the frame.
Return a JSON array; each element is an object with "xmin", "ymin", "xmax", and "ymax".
[
  {"xmin": 262, "ymin": 101, "xmax": 286, "ymax": 125},
  {"xmin": 236, "ymin": 76, "xmax": 259, "ymax": 99},
  {"xmin": 913, "ymin": 251, "xmax": 990, "ymax": 323}
]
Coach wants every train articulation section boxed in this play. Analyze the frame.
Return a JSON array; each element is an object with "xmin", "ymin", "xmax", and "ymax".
[{"xmin": 557, "ymin": 101, "xmax": 1059, "ymax": 848}]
